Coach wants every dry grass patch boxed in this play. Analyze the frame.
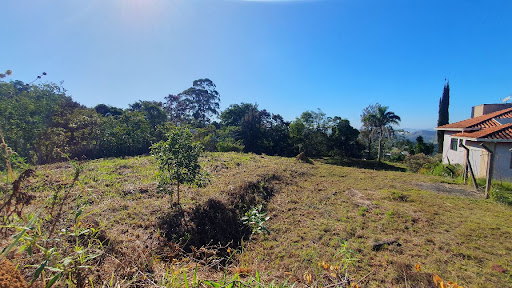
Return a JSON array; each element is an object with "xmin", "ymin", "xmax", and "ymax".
[{"xmin": 1, "ymin": 153, "xmax": 511, "ymax": 287}]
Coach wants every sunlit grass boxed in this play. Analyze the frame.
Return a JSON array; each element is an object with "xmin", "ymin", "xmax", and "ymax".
[{"xmin": 4, "ymin": 152, "xmax": 512, "ymax": 287}]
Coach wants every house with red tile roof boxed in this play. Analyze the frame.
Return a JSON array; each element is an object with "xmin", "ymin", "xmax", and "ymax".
[{"xmin": 436, "ymin": 103, "xmax": 512, "ymax": 180}]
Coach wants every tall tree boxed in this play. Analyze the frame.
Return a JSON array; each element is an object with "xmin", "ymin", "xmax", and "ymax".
[
  {"xmin": 361, "ymin": 104, "xmax": 401, "ymax": 162},
  {"xmin": 329, "ymin": 117, "xmax": 361, "ymax": 158},
  {"xmin": 179, "ymin": 78, "xmax": 220, "ymax": 127},
  {"xmin": 290, "ymin": 109, "xmax": 331, "ymax": 157},
  {"xmin": 129, "ymin": 100, "xmax": 168, "ymax": 130},
  {"xmin": 220, "ymin": 103, "xmax": 264, "ymax": 153},
  {"xmin": 360, "ymin": 103, "xmax": 380, "ymax": 159},
  {"xmin": 437, "ymin": 82, "xmax": 450, "ymax": 153},
  {"xmin": 164, "ymin": 94, "xmax": 189, "ymax": 125},
  {"xmin": 414, "ymin": 136, "xmax": 434, "ymax": 155}
]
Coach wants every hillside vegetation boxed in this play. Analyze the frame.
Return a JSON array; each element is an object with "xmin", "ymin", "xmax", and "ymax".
[{"xmin": 2, "ymin": 153, "xmax": 512, "ymax": 287}]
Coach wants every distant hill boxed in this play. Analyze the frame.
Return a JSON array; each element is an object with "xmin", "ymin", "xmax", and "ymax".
[{"xmin": 401, "ymin": 129, "xmax": 437, "ymax": 143}]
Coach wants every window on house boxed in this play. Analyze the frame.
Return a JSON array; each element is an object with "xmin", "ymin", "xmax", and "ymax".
[
  {"xmin": 450, "ymin": 138, "xmax": 458, "ymax": 151},
  {"xmin": 510, "ymin": 152, "xmax": 512, "ymax": 169}
]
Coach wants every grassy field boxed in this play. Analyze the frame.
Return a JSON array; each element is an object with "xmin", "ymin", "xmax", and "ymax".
[{"xmin": 2, "ymin": 152, "xmax": 512, "ymax": 287}]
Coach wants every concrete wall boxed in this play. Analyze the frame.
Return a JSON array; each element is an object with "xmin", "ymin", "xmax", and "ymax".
[
  {"xmin": 442, "ymin": 133, "xmax": 485, "ymax": 178},
  {"xmin": 443, "ymin": 134, "xmax": 512, "ymax": 180},
  {"xmin": 471, "ymin": 103, "xmax": 512, "ymax": 118},
  {"xmin": 443, "ymin": 132, "xmax": 466, "ymax": 165}
]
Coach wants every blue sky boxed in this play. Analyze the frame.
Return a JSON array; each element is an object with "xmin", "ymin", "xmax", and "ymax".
[{"xmin": 2, "ymin": 0, "xmax": 511, "ymax": 129}]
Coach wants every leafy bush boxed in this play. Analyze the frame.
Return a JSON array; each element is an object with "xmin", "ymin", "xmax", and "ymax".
[
  {"xmin": 390, "ymin": 152, "xmax": 406, "ymax": 162},
  {"xmin": 403, "ymin": 153, "xmax": 434, "ymax": 173},
  {"xmin": 241, "ymin": 204, "xmax": 270, "ymax": 235},
  {"xmin": 406, "ymin": 153, "xmax": 461, "ymax": 178},
  {"xmin": 430, "ymin": 163, "xmax": 461, "ymax": 178}
]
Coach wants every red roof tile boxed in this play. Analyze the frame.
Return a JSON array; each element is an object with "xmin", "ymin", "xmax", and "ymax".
[
  {"xmin": 437, "ymin": 107, "xmax": 512, "ymax": 130},
  {"xmin": 452, "ymin": 123, "xmax": 512, "ymax": 140}
]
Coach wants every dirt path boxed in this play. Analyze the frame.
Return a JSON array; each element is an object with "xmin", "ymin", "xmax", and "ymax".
[{"xmin": 415, "ymin": 182, "xmax": 485, "ymax": 198}]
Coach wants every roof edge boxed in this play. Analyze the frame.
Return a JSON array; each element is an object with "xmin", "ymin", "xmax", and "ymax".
[
  {"xmin": 435, "ymin": 127, "xmax": 480, "ymax": 132},
  {"xmin": 455, "ymin": 137, "xmax": 512, "ymax": 143}
]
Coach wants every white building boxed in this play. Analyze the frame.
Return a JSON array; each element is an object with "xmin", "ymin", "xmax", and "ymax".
[{"xmin": 436, "ymin": 104, "xmax": 512, "ymax": 181}]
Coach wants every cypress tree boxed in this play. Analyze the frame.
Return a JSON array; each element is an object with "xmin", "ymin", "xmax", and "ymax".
[{"xmin": 437, "ymin": 82, "xmax": 450, "ymax": 153}]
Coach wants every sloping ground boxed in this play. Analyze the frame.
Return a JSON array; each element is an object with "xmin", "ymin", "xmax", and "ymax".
[
  {"xmin": 416, "ymin": 182, "xmax": 484, "ymax": 198},
  {"xmin": 2, "ymin": 153, "xmax": 512, "ymax": 287}
]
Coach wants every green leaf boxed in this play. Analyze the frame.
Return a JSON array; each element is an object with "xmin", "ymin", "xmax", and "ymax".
[
  {"xmin": 1, "ymin": 225, "xmax": 30, "ymax": 258},
  {"xmin": 183, "ymin": 270, "xmax": 189, "ymax": 288},
  {"xmin": 45, "ymin": 272, "xmax": 61, "ymax": 288},
  {"xmin": 203, "ymin": 281, "xmax": 222, "ymax": 288},
  {"xmin": 83, "ymin": 253, "xmax": 101, "ymax": 262},
  {"xmin": 75, "ymin": 209, "xmax": 83, "ymax": 221},
  {"xmin": 31, "ymin": 260, "xmax": 48, "ymax": 284},
  {"xmin": 45, "ymin": 266, "xmax": 63, "ymax": 272},
  {"xmin": 61, "ymin": 256, "xmax": 73, "ymax": 266}
]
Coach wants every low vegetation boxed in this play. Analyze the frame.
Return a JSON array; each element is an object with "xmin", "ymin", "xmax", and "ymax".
[{"xmin": 1, "ymin": 152, "xmax": 512, "ymax": 287}]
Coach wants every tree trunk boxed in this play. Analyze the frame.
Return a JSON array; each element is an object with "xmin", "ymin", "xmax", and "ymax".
[
  {"xmin": 367, "ymin": 135, "xmax": 372, "ymax": 159},
  {"xmin": 176, "ymin": 182, "xmax": 180, "ymax": 205},
  {"xmin": 377, "ymin": 136, "xmax": 383, "ymax": 162}
]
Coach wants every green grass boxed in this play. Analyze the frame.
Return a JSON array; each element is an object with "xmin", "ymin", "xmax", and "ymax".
[{"xmin": 2, "ymin": 152, "xmax": 512, "ymax": 287}]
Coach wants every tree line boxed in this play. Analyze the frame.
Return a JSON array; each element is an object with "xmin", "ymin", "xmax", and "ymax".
[{"xmin": 0, "ymin": 77, "xmax": 420, "ymax": 166}]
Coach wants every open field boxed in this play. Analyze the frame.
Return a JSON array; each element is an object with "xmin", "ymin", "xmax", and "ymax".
[{"xmin": 2, "ymin": 152, "xmax": 512, "ymax": 287}]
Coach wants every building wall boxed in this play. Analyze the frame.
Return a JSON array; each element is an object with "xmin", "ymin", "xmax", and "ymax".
[
  {"xmin": 443, "ymin": 134, "xmax": 512, "ymax": 180},
  {"xmin": 471, "ymin": 103, "xmax": 512, "ymax": 118},
  {"xmin": 443, "ymin": 132, "xmax": 466, "ymax": 165},
  {"xmin": 442, "ymin": 133, "xmax": 485, "ymax": 177},
  {"xmin": 466, "ymin": 141, "xmax": 484, "ymax": 177},
  {"xmin": 492, "ymin": 142, "xmax": 512, "ymax": 181}
]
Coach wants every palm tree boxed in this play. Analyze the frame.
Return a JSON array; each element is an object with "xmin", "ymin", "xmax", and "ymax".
[{"xmin": 361, "ymin": 104, "xmax": 401, "ymax": 162}]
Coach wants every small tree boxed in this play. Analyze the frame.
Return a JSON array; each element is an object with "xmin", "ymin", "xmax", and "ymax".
[{"xmin": 151, "ymin": 127, "xmax": 203, "ymax": 205}]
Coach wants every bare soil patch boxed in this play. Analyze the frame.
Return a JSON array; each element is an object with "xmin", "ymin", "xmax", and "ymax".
[
  {"xmin": 344, "ymin": 188, "xmax": 376, "ymax": 209},
  {"xmin": 415, "ymin": 182, "xmax": 485, "ymax": 198}
]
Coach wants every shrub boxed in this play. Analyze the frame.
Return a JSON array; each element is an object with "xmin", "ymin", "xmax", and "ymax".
[
  {"xmin": 403, "ymin": 153, "xmax": 434, "ymax": 173},
  {"xmin": 390, "ymin": 152, "xmax": 406, "ymax": 162},
  {"xmin": 217, "ymin": 138, "xmax": 244, "ymax": 152},
  {"xmin": 430, "ymin": 163, "xmax": 461, "ymax": 178}
]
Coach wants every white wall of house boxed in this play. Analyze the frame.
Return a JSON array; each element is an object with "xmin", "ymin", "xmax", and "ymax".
[
  {"xmin": 442, "ymin": 132, "xmax": 466, "ymax": 165},
  {"xmin": 443, "ymin": 133, "xmax": 512, "ymax": 180},
  {"xmin": 442, "ymin": 133, "xmax": 485, "ymax": 177}
]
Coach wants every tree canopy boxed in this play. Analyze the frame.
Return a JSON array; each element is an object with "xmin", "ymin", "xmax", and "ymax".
[
  {"xmin": 361, "ymin": 103, "xmax": 401, "ymax": 161},
  {"xmin": 0, "ymin": 75, "xmax": 405, "ymax": 166}
]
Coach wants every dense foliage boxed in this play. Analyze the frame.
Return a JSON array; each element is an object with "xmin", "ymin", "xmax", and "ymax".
[{"xmin": 0, "ymin": 76, "xmax": 424, "ymax": 165}]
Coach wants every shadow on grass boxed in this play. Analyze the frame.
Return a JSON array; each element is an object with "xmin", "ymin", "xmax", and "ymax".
[
  {"xmin": 319, "ymin": 157, "xmax": 406, "ymax": 172},
  {"xmin": 159, "ymin": 199, "xmax": 251, "ymax": 252},
  {"xmin": 158, "ymin": 174, "xmax": 280, "ymax": 261}
]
